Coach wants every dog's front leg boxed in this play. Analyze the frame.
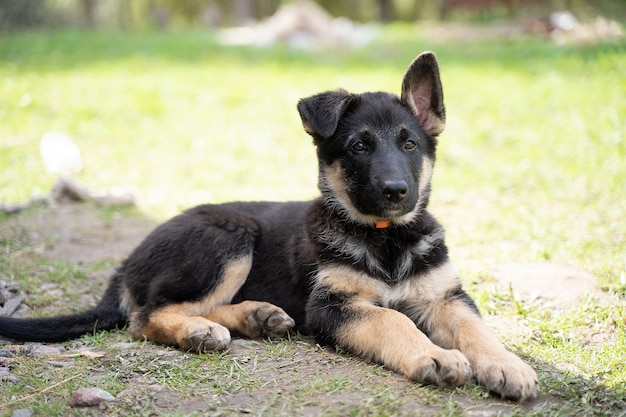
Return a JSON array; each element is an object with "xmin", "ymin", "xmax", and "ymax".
[
  {"xmin": 308, "ymin": 293, "xmax": 473, "ymax": 388},
  {"xmin": 425, "ymin": 295, "xmax": 539, "ymax": 401}
]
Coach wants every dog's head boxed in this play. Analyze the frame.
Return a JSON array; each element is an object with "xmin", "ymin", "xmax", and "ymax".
[{"xmin": 297, "ymin": 52, "xmax": 445, "ymax": 227}]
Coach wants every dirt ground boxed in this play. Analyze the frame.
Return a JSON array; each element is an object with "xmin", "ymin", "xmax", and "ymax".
[{"xmin": 0, "ymin": 203, "xmax": 609, "ymax": 416}]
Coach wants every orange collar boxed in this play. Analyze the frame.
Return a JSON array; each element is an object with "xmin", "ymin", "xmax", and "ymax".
[{"xmin": 375, "ymin": 219, "xmax": 392, "ymax": 229}]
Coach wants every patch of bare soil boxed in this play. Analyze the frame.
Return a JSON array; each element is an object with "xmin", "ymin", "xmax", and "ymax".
[
  {"xmin": 7, "ymin": 204, "xmax": 155, "ymax": 264},
  {"xmin": 1, "ymin": 203, "xmax": 590, "ymax": 415},
  {"xmin": 492, "ymin": 262, "xmax": 607, "ymax": 308}
]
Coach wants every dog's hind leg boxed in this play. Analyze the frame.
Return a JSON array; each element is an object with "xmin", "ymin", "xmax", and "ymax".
[
  {"xmin": 130, "ymin": 255, "xmax": 255, "ymax": 352},
  {"xmin": 135, "ymin": 308, "xmax": 232, "ymax": 352},
  {"xmin": 205, "ymin": 301, "xmax": 295, "ymax": 339}
]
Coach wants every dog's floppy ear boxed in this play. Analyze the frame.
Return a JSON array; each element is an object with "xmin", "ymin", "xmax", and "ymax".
[
  {"xmin": 401, "ymin": 52, "xmax": 446, "ymax": 137},
  {"xmin": 297, "ymin": 90, "xmax": 353, "ymax": 142}
]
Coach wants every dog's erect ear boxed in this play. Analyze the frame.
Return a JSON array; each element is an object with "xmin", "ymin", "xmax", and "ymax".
[
  {"xmin": 297, "ymin": 90, "xmax": 353, "ymax": 142},
  {"xmin": 401, "ymin": 52, "xmax": 446, "ymax": 137}
]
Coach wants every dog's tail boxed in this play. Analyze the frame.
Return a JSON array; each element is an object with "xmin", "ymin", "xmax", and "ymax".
[{"xmin": 0, "ymin": 271, "xmax": 127, "ymax": 343}]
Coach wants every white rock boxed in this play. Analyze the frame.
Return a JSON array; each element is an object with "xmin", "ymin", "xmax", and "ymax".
[{"xmin": 40, "ymin": 131, "xmax": 83, "ymax": 175}]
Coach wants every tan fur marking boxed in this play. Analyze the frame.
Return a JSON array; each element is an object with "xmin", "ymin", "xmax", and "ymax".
[
  {"xmin": 419, "ymin": 156, "xmax": 434, "ymax": 196},
  {"xmin": 190, "ymin": 255, "xmax": 253, "ymax": 315},
  {"xmin": 336, "ymin": 301, "xmax": 434, "ymax": 375},
  {"xmin": 322, "ymin": 162, "xmax": 382, "ymax": 225},
  {"xmin": 387, "ymin": 261, "xmax": 458, "ymax": 303},
  {"xmin": 134, "ymin": 310, "xmax": 230, "ymax": 350},
  {"xmin": 416, "ymin": 156, "xmax": 434, "ymax": 207},
  {"xmin": 427, "ymin": 300, "xmax": 493, "ymax": 351},
  {"xmin": 335, "ymin": 300, "xmax": 473, "ymax": 387},
  {"xmin": 315, "ymin": 265, "xmax": 383, "ymax": 304},
  {"xmin": 317, "ymin": 262, "xmax": 462, "ymax": 325},
  {"xmin": 383, "ymin": 261, "xmax": 461, "ymax": 326},
  {"xmin": 401, "ymin": 155, "xmax": 434, "ymax": 224}
]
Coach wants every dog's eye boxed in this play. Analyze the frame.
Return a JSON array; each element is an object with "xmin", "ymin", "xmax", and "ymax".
[
  {"xmin": 404, "ymin": 140, "xmax": 417, "ymax": 151},
  {"xmin": 352, "ymin": 142, "xmax": 367, "ymax": 152}
]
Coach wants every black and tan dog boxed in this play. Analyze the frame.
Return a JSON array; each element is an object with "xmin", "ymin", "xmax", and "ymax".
[{"xmin": 0, "ymin": 52, "xmax": 538, "ymax": 401}]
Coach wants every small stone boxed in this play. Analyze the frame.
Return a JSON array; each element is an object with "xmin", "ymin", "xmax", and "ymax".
[
  {"xmin": 68, "ymin": 387, "xmax": 115, "ymax": 407},
  {"xmin": 112, "ymin": 342, "xmax": 137, "ymax": 350},
  {"xmin": 0, "ymin": 367, "xmax": 18, "ymax": 384},
  {"xmin": 45, "ymin": 360, "xmax": 75, "ymax": 368},
  {"xmin": 11, "ymin": 304, "xmax": 30, "ymax": 318},
  {"xmin": 0, "ymin": 296, "xmax": 23, "ymax": 317},
  {"xmin": 11, "ymin": 408, "xmax": 34, "ymax": 417},
  {"xmin": 26, "ymin": 344, "xmax": 62, "ymax": 358}
]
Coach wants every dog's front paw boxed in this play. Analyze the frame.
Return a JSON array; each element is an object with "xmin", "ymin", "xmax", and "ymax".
[
  {"xmin": 408, "ymin": 348, "xmax": 474, "ymax": 387},
  {"xmin": 246, "ymin": 302, "xmax": 295, "ymax": 338},
  {"xmin": 183, "ymin": 321, "xmax": 231, "ymax": 353},
  {"xmin": 475, "ymin": 353, "xmax": 538, "ymax": 401}
]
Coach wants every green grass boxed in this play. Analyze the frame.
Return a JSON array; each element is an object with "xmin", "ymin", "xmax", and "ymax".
[{"xmin": 1, "ymin": 25, "xmax": 626, "ymax": 416}]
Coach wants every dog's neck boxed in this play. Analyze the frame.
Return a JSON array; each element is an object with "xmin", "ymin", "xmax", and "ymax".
[
  {"xmin": 306, "ymin": 198, "xmax": 448, "ymax": 283},
  {"xmin": 308, "ymin": 197, "xmax": 430, "ymax": 237}
]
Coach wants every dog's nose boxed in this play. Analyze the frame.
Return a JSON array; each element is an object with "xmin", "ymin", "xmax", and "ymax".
[{"xmin": 382, "ymin": 180, "xmax": 408, "ymax": 203}]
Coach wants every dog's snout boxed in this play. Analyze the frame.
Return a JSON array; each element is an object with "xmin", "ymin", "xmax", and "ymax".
[{"xmin": 382, "ymin": 180, "xmax": 409, "ymax": 203}]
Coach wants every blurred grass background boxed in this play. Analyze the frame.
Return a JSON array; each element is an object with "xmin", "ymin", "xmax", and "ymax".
[{"xmin": 0, "ymin": 25, "xmax": 624, "ymax": 292}]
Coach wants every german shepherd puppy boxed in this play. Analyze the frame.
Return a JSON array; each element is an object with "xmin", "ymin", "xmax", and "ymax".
[{"xmin": 0, "ymin": 52, "xmax": 537, "ymax": 401}]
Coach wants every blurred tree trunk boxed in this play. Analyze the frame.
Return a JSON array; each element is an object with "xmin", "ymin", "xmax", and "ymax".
[
  {"xmin": 254, "ymin": 0, "xmax": 281, "ymax": 20},
  {"xmin": 379, "ymin": 0, "xmax": 392, "ymax": 21},
  {"xmin": 81, "ymin": 0, "xmax": 97, "ymax": 27},
  {"xmin": 0, "ymin": 0, "xmax": 44, "ymax": 30},
  {"xmin": 117, "ymin": 1, "xmax": 133, "ymax": 29},
  {"xmin": 234, "ymin": 0, "xmax": 254, "ymax": 24}
]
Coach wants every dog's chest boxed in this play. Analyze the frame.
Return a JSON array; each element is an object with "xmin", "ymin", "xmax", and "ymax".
[{"xmin": 319, "ymin": 224, "xmax": 446, "ymax": 283}]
